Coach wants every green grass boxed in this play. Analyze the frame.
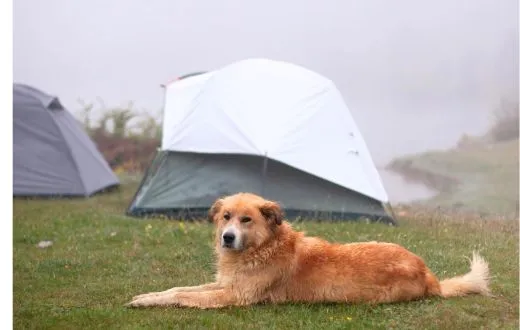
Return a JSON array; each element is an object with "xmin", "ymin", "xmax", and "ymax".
[
  {"xmin": 13, "ymin": 183, "xmax": 519, "ymax": 329},
  {"xmin": 388, "ymin": 139, "xmax": 519, "ymax": 216}
]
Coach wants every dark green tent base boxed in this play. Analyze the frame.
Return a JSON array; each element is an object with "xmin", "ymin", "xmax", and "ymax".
[
  {"xmin": 126, "ymin": 150, "xmax": 396, "ymax": 225},
  {"xmin": 126, "ymin": 207, "xmax": 396, "ymax": 225}
]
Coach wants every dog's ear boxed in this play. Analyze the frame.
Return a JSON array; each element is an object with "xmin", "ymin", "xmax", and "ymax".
[
  {"xmin": 259, "ymin": 201, "xmax": 284, "ymax": 225},
  {"xmin": 208, "ymin": 198, "xmax": 224, "ymax": 222}
]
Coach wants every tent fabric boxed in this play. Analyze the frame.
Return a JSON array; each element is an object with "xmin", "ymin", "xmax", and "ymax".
[
  {"xmin": 161, "ymin": 58, "xmax": 388, "ymax": 203},
  {"xmin": 13, "ymin": 83, "xmax": 120, "ymax": 197},
  {"xmin": 161, "ymin": 71, "xmax": 215, "ymax": 148},
  {"xmin": 128, "ymin": 151, "xmax": 394, "ymax": 224}
]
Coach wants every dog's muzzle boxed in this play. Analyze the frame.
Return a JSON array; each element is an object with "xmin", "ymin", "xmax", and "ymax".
[
  {"xmin": 221, "ymin": 227, "xmax": 240, "ymax": 249},
  {"xmin": 222, "ymin": 232, "xmax": 235, "ymax": 246}
]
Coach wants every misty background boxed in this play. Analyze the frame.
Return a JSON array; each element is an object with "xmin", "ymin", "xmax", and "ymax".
[{"xmin": 13, "ymin": 0, "xmax": 519, "ymax": 203}]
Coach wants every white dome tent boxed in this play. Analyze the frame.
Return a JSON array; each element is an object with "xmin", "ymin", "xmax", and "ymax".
[{"xmin": 127, "ymin": 58, "xmax": 394, "ymax": 224}]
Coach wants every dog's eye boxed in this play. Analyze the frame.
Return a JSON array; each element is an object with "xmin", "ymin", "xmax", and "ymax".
[
  {"xmin": 241, "ymin": 216, "xmax": 252, "ymax": 223},
  {"xmin": 223, "ymin": 213, "xmax": 231, "ymax": 220}
]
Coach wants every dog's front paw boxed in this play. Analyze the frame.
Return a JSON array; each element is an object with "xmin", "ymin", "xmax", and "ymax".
[
  {"xmin": 125, "ymin": 297, "xmax": 154, "ymax": 308},
  {"xmin": 126, "ymin": 294, "xmax": 179, "ymax": 308},
  {"xmin": 131, "ymin": 288, "xmax": 180, "ymax": 301},
  {"xmin": 131, "ymin": 292, "xmax": 160, "ymax": 301}
]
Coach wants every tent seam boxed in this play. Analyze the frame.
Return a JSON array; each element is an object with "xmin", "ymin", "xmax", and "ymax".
[{"xmin": 48, "ymin": 111, "xmax": 88, "ymax": 196}]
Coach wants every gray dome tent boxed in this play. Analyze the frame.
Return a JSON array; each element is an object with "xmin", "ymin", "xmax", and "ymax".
[{"xmin": 13, "ymin": 83, "xmax": 120, "ymax": 197}]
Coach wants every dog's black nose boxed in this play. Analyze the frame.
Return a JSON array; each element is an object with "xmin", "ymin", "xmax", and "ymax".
[{"xmin": 223, "ymin": 232, "xmax": 235, "ymax": 244}]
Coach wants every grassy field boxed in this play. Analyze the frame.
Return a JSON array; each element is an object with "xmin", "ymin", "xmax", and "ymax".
[
  {"xmin": 387, "ymin": 139, "xmax": 519, "ymax": 217},
  {"xmin": 13, "ymin": 181, "xmax": 519, "ymax": 329}
]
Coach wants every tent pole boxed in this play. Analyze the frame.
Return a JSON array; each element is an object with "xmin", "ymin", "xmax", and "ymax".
[{"xmin": 261, "ymin": 152, "xmax": 268, "ymax": 196}]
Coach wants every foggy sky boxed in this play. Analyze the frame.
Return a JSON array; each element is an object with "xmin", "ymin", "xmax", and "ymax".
[{"xmin": 13, "ymin": 0, "xmax": 519, "ymax": 165}]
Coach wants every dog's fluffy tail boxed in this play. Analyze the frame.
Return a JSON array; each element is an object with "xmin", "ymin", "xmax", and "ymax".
[{"xmin": 438, "ymin": 251, "xmax": 491, "ymax": 298}]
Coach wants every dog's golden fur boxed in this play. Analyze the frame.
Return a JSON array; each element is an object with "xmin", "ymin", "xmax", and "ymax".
[{"xmin": 127, "ymin": 193, "xmax": 491, "ymax": 309}]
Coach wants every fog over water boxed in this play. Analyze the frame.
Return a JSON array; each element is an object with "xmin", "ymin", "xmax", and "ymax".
[{"xmin": 13, "ymin": 0, "xmax": 518, "ymax": 202}]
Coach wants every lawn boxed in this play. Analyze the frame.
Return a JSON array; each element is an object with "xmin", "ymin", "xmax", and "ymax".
[{"xmin": 13, "ymin": 181, "xmax": 519, "ymax": 330}]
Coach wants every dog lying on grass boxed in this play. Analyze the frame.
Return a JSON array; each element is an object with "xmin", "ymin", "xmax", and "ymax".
[{"xmin": 127, "ymin": 192, "xmax": 491, "ymax": 309}]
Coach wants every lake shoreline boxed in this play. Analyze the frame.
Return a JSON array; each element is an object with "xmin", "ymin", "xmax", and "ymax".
[
  {"xmin": 383, "ymin": 139, "xmax": 519, "ymax": 217},
  {"xmin": 385, "ymin": 159, "xmax": 459, "ymax": 198}
]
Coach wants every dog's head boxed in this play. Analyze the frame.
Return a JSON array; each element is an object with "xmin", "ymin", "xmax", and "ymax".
[{"xmin": 208, "ymin": 192, "xmax": 284, "ymax": 252}]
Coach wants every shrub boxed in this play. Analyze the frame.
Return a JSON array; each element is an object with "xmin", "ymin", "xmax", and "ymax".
[
  {"xmin": 73, "ymin": 99, "xmax": 165, "ymax": 173},
  {"xmin": 90, "ymin": 131, "xmax": 160, "ymax": 173},
  {"xmin": 489, "ymin": 99, "xmax": 519, "ymax": 142}
]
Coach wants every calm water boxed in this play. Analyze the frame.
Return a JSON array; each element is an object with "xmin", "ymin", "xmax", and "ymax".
[{"xmin": 360, "ymin": 103, "xmax": 492, "ymax": 204}]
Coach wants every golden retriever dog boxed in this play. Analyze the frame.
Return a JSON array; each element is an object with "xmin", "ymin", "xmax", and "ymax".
[{"xmin": 127, "ymin": 192, "xmax": 491, "ymax": 309}]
